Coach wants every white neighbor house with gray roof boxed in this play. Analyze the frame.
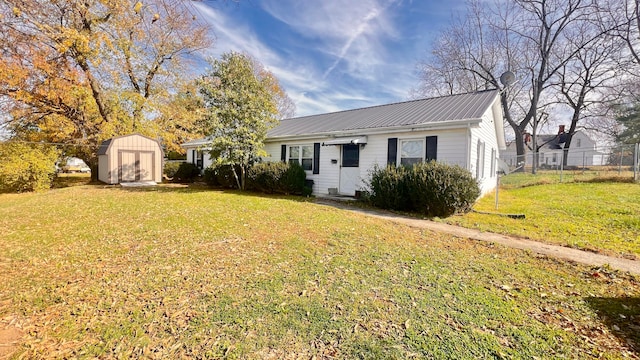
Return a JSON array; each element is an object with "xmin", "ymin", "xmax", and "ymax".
[{"xmin": 182, "ymin": 90, "xmax": 506, "ymax": 196}]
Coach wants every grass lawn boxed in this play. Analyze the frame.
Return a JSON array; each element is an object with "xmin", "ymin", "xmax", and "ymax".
[
  {"xmin": 1, "ymin": 185, "xmax": 639, "ymax": 358},
  {"xmin": 444, "ymin": 175, "xmax": 640, "ymax": 259}
]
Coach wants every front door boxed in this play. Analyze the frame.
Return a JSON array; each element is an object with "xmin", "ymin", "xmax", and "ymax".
[{"xmin": 339, "ymin": 144, "xmax": 360, "ymax": 196}]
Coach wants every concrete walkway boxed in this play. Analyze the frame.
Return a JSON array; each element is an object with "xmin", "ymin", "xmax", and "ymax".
[{"xmin": 315, "ymin": 200, "xmax": 640, "ymax": 275}]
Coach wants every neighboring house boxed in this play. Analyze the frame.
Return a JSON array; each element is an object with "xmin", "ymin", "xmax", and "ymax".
[
  {"xmin": 183, "ymin": 89, "xmax": 506, "ymax": 196},
  {"xmin": 501, "ymin": 127, "xmax": 608, "ymax": 168},
  {"xmin": 98, "ymin": 134, "xmax": 164, "ymax": 184}
]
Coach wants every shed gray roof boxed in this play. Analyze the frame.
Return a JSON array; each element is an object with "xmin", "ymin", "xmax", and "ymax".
[
  {"xmin": 268, "ymin": 89, "xmax": 499, "ymax": 138},
  {"xmin": 97, "ymin": 138, "xmax": 112, "ymax": 155}
]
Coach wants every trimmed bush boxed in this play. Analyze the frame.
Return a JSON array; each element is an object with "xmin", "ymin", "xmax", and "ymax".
[
  {"xmin": 173, "ymin": 162, "xmax": 201, "ymax": 183},
  {"xmin": 246, "ymin": 162, "xmax": 288, "ymax": 193},
  {"xmin": 281, "ymin": 162, "xmax": 307, "ymax": 195},
  {"xmin": 0, "ymin": 141, "xmax": 60, "ymax": 192},
  {"xmin": 406, "ymin": 161, "xmax": 480, "ymax": 217},
  {"xmin": 367, "ymin": 161, "xmax": 480, "ymax": 217},
  {"xmin": 163, "ymin": 161, "xmax": 182, "ymax": 179},
  {"xmin": 246, "ymin": 161, "xmax": 308, "ymax": 195},
  {"xmin": 203, "ymin": 165, "xmax": 237, "ymax": 188},
  {"xmin": 367, "ymin": 165, "xmax": 409, "ymax": 211}
]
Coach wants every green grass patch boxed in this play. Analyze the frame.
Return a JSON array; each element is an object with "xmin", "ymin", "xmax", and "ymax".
[
  {"xmin": 446, "ymin": 178, "xmax": 640, "ymax": 258},
  {"xmin": 1, "ymin": 186, "xmax": 639, "ymax": 358}
]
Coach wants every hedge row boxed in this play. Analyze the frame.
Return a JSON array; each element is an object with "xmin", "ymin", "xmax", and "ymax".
[
  {"xmin": 163, "ymin": 161, "xmax": 310, "ymax": 196},
  {"xmin": 246, "ymin": 161, "xmax": 310, "ymax": 195},
  {"xmin": 367, "ymin": 161, "xmax": 480, "ymax": 217}
]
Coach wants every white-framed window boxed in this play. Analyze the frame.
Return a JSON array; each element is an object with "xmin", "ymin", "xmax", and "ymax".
[
  {"xmin": 576, "ymin": 138, "xmax": 581, "ymax": 147},
  {"xmin": 552, "ymin": 153, "xmax": 557, "ymax": 163},
  {"xmin": 400, "ymin": 139, "xmax": 424, "ymax": 166},
  {"xmin": 288, "ymin": 145, "xmax": 313, "ymax": 171},
  {"xmin": 476, "ymin": 140, "xmax": 485, "ymax": 178}
]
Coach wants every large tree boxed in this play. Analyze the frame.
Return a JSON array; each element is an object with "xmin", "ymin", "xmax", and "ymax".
[
  {"xmin": 416, "ymin": 0, "xmax": 616, "ymax": 172},
  {"xmin": 198, "ymin": 52, "xmax": 282, "ymax": 190},
  {"xmin": 0, "ymin": 0, "xmax": 211, "ymax": 176}
]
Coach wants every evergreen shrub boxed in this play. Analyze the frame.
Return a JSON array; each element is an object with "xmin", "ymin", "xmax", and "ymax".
[
  {"xmin": 367, "ymin": 161, "xmax": 480, "ymax": 217},
  {"xmin": 173, "ymin": 162, "xmax": 200, "ymax": 183},
  {"xmin": 246, "ymin": 161, "xmax": 307, "ymax": 195}
]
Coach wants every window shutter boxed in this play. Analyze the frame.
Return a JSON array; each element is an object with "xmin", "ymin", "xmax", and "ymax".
[
  {"xmin": 387, "ymin": 138, "xmax": 398, "ymax": 166},
  {"xmin": 192, "ymin": 150, "xmax": 196, "ymax": 165},
  {"xmin": 281, "ymin": 144, "xmax": 286, "ymax": 162},
  {"xmin": 426, "ymin": 136, "xmax": 437, "ymax": 161},
  {"xmin": 313, "ymin": 143, "xmax": 320, "ymax": 174}
]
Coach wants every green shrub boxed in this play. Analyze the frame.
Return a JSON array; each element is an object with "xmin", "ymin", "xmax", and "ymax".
[
  {"xmin": 367, "ymin": 161, "xmax": 480, "ymax": 217},
  {"xmin": 246, "ymin": 162, "xmax": 288, "ymax": 193},
  {"xmin": 281, "ymin": 162, "xmax": 307, "ymax": 195},
  {"xmin": 246, "ymin": 161, "xmax": 307, "ymax": 195},
  {"xmin": 173, "ymin": 162, "xmax": 201, "ymax": 183},
  {"xmin": 367, "ymin": 165, "xmax": 409, "ymax": 210},
  {"xmin": 0, "ymin": 141, "xmax": 60, "ymax": 192},
  {"xmin": 406, "ymin": 161, "xmax": 480, "ymax": 217},
  {"xmin": 163, "ymin": 162, "xmax": 182, "ymax": 179},
  {"xmin": 203, "ymin": 165, "xmax": 237, "ymax": 188}
]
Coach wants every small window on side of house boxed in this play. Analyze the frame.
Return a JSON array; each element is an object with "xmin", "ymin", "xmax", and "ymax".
[{"xmin": 576, "ymin": 138, "xmax": 581, "ymax": 147}]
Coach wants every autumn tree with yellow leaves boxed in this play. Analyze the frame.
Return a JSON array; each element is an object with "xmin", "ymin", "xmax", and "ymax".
[{"xmin": 0, "ymin": 0, "xmax": 212, "ymax": 176}]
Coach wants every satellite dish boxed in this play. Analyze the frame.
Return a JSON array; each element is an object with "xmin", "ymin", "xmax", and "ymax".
[
  {"xmin": 496, "ymin": 158, "xmax": 511, "ymax": 174},
  {"xmin": 500, "ymin": 71, "xmax": 516, "ymax": 86}
]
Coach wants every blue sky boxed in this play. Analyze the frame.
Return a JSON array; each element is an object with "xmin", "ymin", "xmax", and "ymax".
[{"xmin": 191, "ymin": 0, "xmax": 468, "ymax": 117}]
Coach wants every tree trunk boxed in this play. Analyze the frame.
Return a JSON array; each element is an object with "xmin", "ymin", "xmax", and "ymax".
[
  {"xmin": 231, "ymin": 166, "xmax": 242, "ymax": 190},
  {"xmin": 513, "ymin": 128, "xmax": 527, "ymax": 172}
]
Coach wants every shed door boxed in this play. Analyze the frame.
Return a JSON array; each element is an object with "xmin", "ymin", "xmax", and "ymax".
[
  {"xmin": 138, "ymin": 152, "xmax": 153, "ymax": 181},
  {"xmin": 339, "ymin": 144, "xmax": 360, "ymax": 196},
  {"xmin": 119, "ymin": 151, "xmax": 137, "ymax": 182}
]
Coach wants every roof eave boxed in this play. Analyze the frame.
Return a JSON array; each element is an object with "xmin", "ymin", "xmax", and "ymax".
[{"xmin": 265, "ymin": 118, "xmax": 483, "ymax": 142}]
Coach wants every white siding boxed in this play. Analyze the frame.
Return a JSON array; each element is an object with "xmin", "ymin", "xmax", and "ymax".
[
  {"xmin": 265, "ymin": 140, "xmax": 341, "ymax": 195},
  {"xmin": 469, "ymin": 110, "xmax": 501, "ymax": 195},
  {"xmin": 265, "ymin": 128, "xmax": 475, "ymax": 196}
]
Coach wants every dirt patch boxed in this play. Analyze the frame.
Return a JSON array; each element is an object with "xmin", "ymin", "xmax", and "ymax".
[{"xmin": 0, "ymin": 325, "xmax": 23, "ymax": 359}]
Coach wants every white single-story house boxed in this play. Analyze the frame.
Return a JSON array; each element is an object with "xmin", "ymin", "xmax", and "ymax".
[
  {"xmin": 501, "ymin": 128, "xmax": 608, "ymax": 168},
  {"xmin": 183, "ymin": 89, "xmax": 506, "ymax": 196},
  {"xmin": 98, "ymin": 134, "xmax": 164, "ymax": 184}
]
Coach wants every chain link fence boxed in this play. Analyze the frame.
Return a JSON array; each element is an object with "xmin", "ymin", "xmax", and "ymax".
[{"xmin": 501, "ymin": 143, "xmax": 640, "ymax": 182}]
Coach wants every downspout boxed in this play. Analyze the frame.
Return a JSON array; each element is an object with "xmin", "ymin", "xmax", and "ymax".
[{"xmin": 466, "ymin": 123, "xmax": 472, "ymax": 171}]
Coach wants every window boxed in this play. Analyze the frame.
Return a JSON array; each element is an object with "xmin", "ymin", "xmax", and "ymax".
[
  {"xmin": 288, "ymin": 145, "xmax": 313, "ymax": 171},
  {"xmin": 193, "ymin": 150, "xmax": 204, "ymax": 169},
  {"xmin": 342, "ymin": 144, "xmax": 359, "ymax": 167},
  {"xmin": 476, "ymin": 140, "xmax": 485, "ymax": 178},
  {"xmin": 576, "ymin": 138, "xmax": 581, "ymax": 147},
  {"xmin": 552, "ymin": 153, "xmax": 557, "ymax": 163},
  {"xmin": 400, "ymin": 139, "xmax": 424, "ymax": 166}
]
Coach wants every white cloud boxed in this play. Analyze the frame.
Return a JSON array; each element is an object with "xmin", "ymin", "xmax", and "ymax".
[
  {"xmin": 191, "ymin": 0, "xmax": 418, "ymax": 116},
  {"xmin": 261, "ymin": 0, "xmax": 400, "ymax": 80}
]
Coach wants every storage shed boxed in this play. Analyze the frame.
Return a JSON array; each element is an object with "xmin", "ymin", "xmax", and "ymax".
[{"xmin": 98, "ymin": 134, "xmax": 163, "ymax": 184}]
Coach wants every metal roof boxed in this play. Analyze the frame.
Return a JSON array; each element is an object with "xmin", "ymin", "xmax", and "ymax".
[{"xmin": 268, "ymin": 89, "xmax": 499, "ymax": 138}]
